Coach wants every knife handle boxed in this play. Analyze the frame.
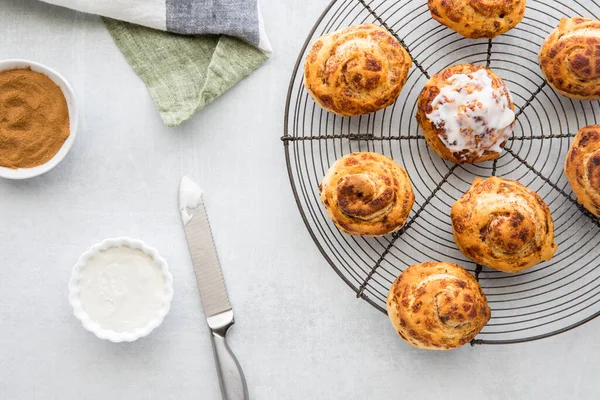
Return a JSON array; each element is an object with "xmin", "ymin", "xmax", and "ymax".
[{"xmin": 210, "ymin": 323, "xmax": 248, "ymax": 400}]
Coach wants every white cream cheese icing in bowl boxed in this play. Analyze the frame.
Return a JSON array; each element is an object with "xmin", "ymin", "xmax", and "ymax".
[
  {"xmin": 426, "ymin": 68, "xmax": 515, "ymax": 161},
  {"xmin": 69, "ymin": 238, "xmax": 173, "ymax": 342}
]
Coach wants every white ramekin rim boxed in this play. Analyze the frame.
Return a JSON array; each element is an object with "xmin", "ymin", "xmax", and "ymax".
[
  {"xmin": 0, "ymin": 59, "xmax": 78, "ymax": 180},
  {"xmin": 68, "ymin": 237, "xmax": 174, "ymax": 343}
]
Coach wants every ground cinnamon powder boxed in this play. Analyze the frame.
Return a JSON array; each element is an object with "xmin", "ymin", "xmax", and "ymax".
[{"xmin": 0, "ymin": 68, "xmax": 70, "ymax": 169}]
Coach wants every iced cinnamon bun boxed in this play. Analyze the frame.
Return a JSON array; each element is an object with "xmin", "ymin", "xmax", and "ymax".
[{"xmin": 417, "ymin": 64, "xmax": 515, "ymax": 164}]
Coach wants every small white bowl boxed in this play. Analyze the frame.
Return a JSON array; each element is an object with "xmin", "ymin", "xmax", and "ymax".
[
  {"xmin": 0, "ymin": 59, "xmax": 78, "ymax": 180},
  {"xmin": 68, "ymin": 238, "xmax": 174, "ymax": 343}
]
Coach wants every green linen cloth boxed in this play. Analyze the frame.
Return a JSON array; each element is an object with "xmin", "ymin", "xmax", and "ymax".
[{"xmin": 103, "ymin": 18, "xmax": 268, "ymax": 127}]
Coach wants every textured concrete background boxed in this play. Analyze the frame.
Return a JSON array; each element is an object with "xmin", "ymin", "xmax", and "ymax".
[{"xmin": 0, "ymin": 0, "xmax": 598, "ymax": 398}]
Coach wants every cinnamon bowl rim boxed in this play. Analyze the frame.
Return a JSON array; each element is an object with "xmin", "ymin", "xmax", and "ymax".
[{"xmin": 0, "ymin": 59, "xmax": 78, "ymax": 180}]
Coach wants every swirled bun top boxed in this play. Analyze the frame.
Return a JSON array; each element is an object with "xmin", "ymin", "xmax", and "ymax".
[
  {"xmin": 304, "ymin": 24, "xmax": 412, "ymax": 116},
  {"xmin": 319, "ymin": 152, "xmax": 414, "ymax": 236},
  {"xmin": 387, "ymin": 261, "xmax": 491, "ymax": 350},
  {"xmin": 451, "ymin": 177, "xmax": 557, "ymax": 273},
  {"xmin": 539, "ymin": 17, "xmax": 600, "ymax": 100},
  {"xmin": 565, "ymin": 124, "xmax": 600, "ymax": 216},
  {"xmin": 417, "ymin": 64, "xmax": 515, "ymax": 164},
  {"xmin": 428, "ymin": 0, "xmax": 526, "ymax": 38}
]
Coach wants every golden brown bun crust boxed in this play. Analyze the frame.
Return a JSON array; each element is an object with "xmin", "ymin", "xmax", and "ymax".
[
  {"xmin": 319, "ymin": 152, "xmax": 414, "ymax": 236},
  {"xmin": 539, "ymin": 17, "xmax": 600, "ymax": 100},
  {"xmin": 428, "ymin": 0, "xmax": 526, "ymax": 38},
  {"xmin": 451, "ymin": 177, "xmax": 557, "ymax": 273},
  {"xmin": 304, "ymin": 24, "xmax": 412, "ymax": 116},
  {"xmin": 565, "ymin": 124, "xmax": 600, "ymax": 216},
  {"xmin": 387, "ymin": 261, "xmax": 490, "ymax": 350},
  {"xmin": 416, "ymin": 64, "xmax": 515, "ymax": 164}
]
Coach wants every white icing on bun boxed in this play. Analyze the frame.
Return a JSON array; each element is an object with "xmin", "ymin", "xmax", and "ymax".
[{"xmin": 417, "ymin": 64, "xmax": 516, "ymax": 164}]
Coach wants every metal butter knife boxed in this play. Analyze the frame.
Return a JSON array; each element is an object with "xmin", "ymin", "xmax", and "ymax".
[{"xmin": 179, "ymin": 176, "xmax": 248, "ymax": 400}]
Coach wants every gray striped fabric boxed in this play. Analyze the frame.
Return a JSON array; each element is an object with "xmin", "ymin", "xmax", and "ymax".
[
  {"xmin": 40, "ymin": 0, "xmax": 271, "ymax": 52},
  {"xmin": 166, "ymin": 0, "xmax": 260, "ymax": 47}
]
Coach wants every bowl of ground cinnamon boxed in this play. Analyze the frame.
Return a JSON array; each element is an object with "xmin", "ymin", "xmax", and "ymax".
[{"xmin": 0, "ymin": 59, "xmax": 77, "ymax": 179}]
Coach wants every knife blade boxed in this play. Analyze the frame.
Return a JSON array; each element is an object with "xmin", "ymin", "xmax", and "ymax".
[
  {"xmin": 179, "ymin": 176, "xmax": 248, "ymax": 400},
  {"xmin": 180, "ymin": 184, "xmax": 231, "ymax": 318}
]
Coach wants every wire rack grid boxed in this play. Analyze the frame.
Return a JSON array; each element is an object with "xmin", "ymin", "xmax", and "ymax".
[{"xmin": 282, "ymin": 0, "xmax": 600, "ymax": 345}]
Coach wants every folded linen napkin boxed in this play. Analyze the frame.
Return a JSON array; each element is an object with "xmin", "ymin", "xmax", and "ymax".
[{"xmin": 41, "ymin": 0, "xmax": 271, "ymax": 126}]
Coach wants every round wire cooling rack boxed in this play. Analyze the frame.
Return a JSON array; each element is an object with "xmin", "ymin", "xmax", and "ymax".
[{"xmin": 282, "ymin": 0, "xmax": 600, "ymax": 345}]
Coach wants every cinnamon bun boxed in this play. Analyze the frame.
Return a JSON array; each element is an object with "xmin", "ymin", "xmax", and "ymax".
[
  {"xmin": 319, "ymin": 152, "xmax": 414, "ymax": 236},
  {"xmin": 387, "ymin": 261, "xmax": 490, "ymax": 350},
  {"xmin": 428, "ymin": 0, "xmax": 526, "ymax": 38},
  {"xmin": 539, "ymin": 17, "xmax": 600, "ymax": 100},
  {"xmin": 451, "ymin": 177, "xmax": 557, "ymax": 273},
  {"xmin": 565, "ymin": 124, "xmax": 600, "ymax": 216},
  {"xmin": 304, "ymin": 24, "xmax": 412, "ymax": 116}
]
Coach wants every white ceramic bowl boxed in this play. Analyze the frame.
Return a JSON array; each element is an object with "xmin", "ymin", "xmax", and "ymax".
[
  {"xmin": 0, "ymin": 59, "xmax": 78, "ymax": 179},
  {"xmin": 68, "ymin": 238, "xmax": 174, "ymax": 343}
]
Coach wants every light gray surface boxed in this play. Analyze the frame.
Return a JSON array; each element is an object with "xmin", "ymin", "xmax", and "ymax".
[{"xmin": 0, "ymin": 0, "xmax": 598, "ymax": 399}]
